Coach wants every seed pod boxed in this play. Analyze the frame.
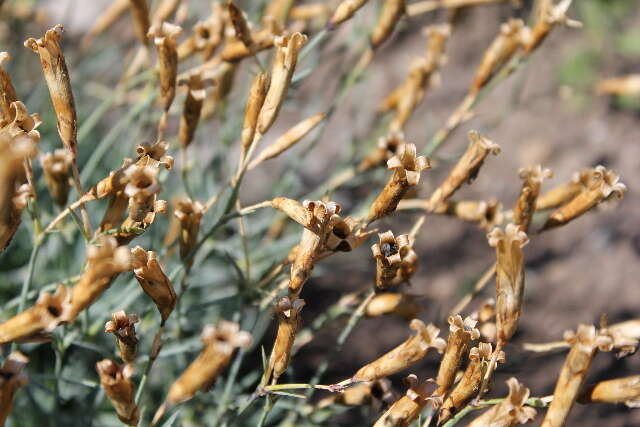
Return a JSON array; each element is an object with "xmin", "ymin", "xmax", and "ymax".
[
  {"xmin": 374, "ymin": 375, "xmax": 440, "ymax": 427},
  {"xmin": 524, "ymin": 0, "xmax": 581, "ymax": 55},
  {"xmin": 0, "ymin": 182, "xmax": 33, "ymax": 252},
  {"xmin": 0, "ymin": 285, "xmax": 70, "ymax": 344},
  {"xmin": 488, "ymin": 223, "xmax": 528, "ymax": 347},
  {"xmin": 513, "ymin": 165, "xmax": 552, "ymax": 232},
  {"xmin": 318, "ymin": 379, "xmax": 393, "ymax": 409},
  {"xmin": 357, "ymin": 131, "xmax": 405, "ymax": 173},
  {"xmin": 467, "ymin": 377, "xmax": 537, "ymax": 427},
  {"xmin": 388, "ymin": 59, "xmax": 429, "ymax": 132},
  {"xmin": 541, "ymin": 166, "xmax": 626, "ymax": 231},
  {"xmin": 221, "ymin": 26, "xmax": 281, "ymax": 62},
  {"xmin": 428, "ymin": 130, "xmax": 500, "ymax": 212},
  {"xmin": 599, "ymin": 319, "xmax": 640, "ymax": 358},
  {"xmin": 0, "ymin": 52, "xmax": 18, "ymax": 127},
  {"xmin": 470, "ymin": 19, "xmax": 525, "ymax": 95},
  {"xmin": 367, "ymin": 143, "xmax": 430, "ymax": 224},
  {"xmin": 40, "ymin": 149, "xmax": 72, "ymax": 206},
  {"xmin": 267, "ymin": 297, "xmax": 305, "ymax": 383},
  {"xmin": 119, "ymin": 165, "xmax": 166, "ymax": 241},
  {"xmin": 0, "ymin": 101, "xmax": 41, "ymax": 146},
  {"xmin": 24, "ymin": 26, "xmax": 78, "ymax": 159},
  {"xmin": 131, "ymin": 246, "xmax": 177, "ymax": 322},
  {"xmin": 579, "ymin": 375, "xmax": 640, "ymax": 407},
  {"xmin": 439, "ymin": 343, "xmax": 503, "ymax": 424},
  {"xmin": 173, "ymin": 197, "xmax": 204, "ymax": 266},
  {"xmin": 65, "ymin": 237, "xmax": 131, "ymax": 322},
  {"xmin": 371, "ymin": 231, "xmax": 411, "ymax": 290},
  {"xmin": 365, "ymin": 293, "xmax": 421, "ymax": 320},
  {"xmin": 96, "ymin": 359, "xmax": 139, "ymax": 426},
  {"xmin": 349, "ymin": 319, "xmax": 445, "ymax": 383},
  {"xmin": 370, "ymin": 0, "xmax": 406, "ymax": 49},
  {"xmin": 241, "ymin": 72, "xmax": 268, "ymax": 159},
  {"xmin": 178, "ymin": 72, "xmax": 205, "ymax": 148},
  {"xmin": 330, "ymin": 0, "xmax": 370, "ymax": 26},
  {"xmin": 248, "ymin": 113, "xmax": 325, "ymax": 170},
  {"xmin": 0, "ymin": 352, "xmax": 29, "ymax": 425},
  {"xmin": 227, "ymin": 1, "xmax": 254, "ymax": 52},
  {"xmin": 105, "ymin": 310, "xmax": 140, "ymax": 364},
  {"xmin": 154, "ymin": 321, "xmax": 251, "ymax": 423},
  {"xmin": 442, "ymin": 199, "xmax": 504, "ymax": 230},
  {"xmin": 541, "ymin": 325, "xmax": 612, "ymax": 427},
  {"xmin": 256, "ymin": 33, "xmax": 307, "ymax": 135},
  {"xmin": 595, "ymin": 74, "xmax": 640, "ymax": 96},
  {"xmin": 127, "ymin": 0, "xmax": 151, "ymax": 46},
  {"xmin": 435, "ymin": 316, "xmax": 480, "ymax": 397},
  {"xmin": 135, "ymin": 139, "xmax": 174, "ymax": 169},
  {"xmin": 148, "ymin": 22, "xmax": 182, "ymax": 114},
  {"xmin": 535, "ymin": 168, "xmax": 592, "ymax": 211}
]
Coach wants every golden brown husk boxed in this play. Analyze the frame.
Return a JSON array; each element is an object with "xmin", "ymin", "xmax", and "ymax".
[
  {"xmin": 578, "ymin": 375, "xmax": 640, "ymax": 407},
  {"xmin": 374, "ymin": 375, "xmax": 438, "ymax": 427},
  {"xmin": 131, "ymin": 246, "xmax": 177, "ymax": 322},
  {"xmin": 105, "ymin": 310, "xmax": 140, "ymax": 364},
  {"xmin": 535, "ymin": 168, "xmax": 592, "ymax": 211},
  {"xmin": 365, "ymin": 293, "xmax": 421, "ymax": 320},
  {"xmin": 40, "ymin": 149, "xmax": 72, "ymax": 206},
  {"xmin": 127, "ymin": 0, "xmax": 151, "ymax": 45},
  {"xmin": 371, "ymin": 231, "xmax": 411, "ymax": 290},
  {"xmin": 0, "ymin": 52, "xmax": 18, "ymax": 127},
  {"xmin": 96, "ymin": 359, "xmax": 139, "ymax": 426},
  {"xmin": 0, "ymin": 352, "xmax": 29, "ymax": 425},
  {"xmin": 241, "ymin": 72, "xmax": 268, "ymax": 158},
  {"xmin": 227, "ymin": 1, "xmax": 254, "ymax": 52},
  {"xmin": 434, "ymin": 315, "xmax": 480, "ymax": 397},
  {"xmin": 267, "ymin": 297, "xmax": 305, "ymax": 383},
  {"xmin": 370, "ymin": 0, "xmax": 406, "ymax": 49},
  {"xmin": 513, "ymin": 165, "xmax": 552, "ymax": 232},
  {"xmin": 330, "ymin": 0, "xmax": 370, "ymax": 26},
  {"xmin": 467, "ymin": 377, "xmax": 537, "ymax": 427},
  {"xmin": 178, "ymin": 72, "xmax": 205, "ymax": 148},
  {"xmin": 148, "ymin": 22, "xmax": 182, "ymax": 113}
]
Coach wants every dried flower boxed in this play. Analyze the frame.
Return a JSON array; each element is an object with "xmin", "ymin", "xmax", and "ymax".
[
  {"xmin": 135, "ymin": 139, "xmax": 174, "ymax": 169},
  {"xmin": 323, "ymin": 216, "xmax": 374, "ymax": 253},
  {"xmin": 40, "ymin": 149, "xmax": 72, "ymax": 206},
  {"xmin": 541, "ymin": 324, "xmax": 612, "ymax": 427},
  {"xmin": 267, "ymin": 297, "xmax": 305, "ymax": 383},
  {"xmin": 370, "ymin": 0, "xmax": 406, "ymax": 49},
  {"xmin": 178, "ymin": 72, "xmax": 206, "ymax": 148},
  {"xmin": 127, "ymin": 0, "xmax": 151, "ymax": 46},
  {"xmin": 148, "ymin": 22, "xmax": 182, "ymax": 115},
  {"xmin": 541, "ymin": 166, "xmax": 626, "ymax": 231},
  {"xmin": 435, "ymin": 315, "xmax": 480, "ymax": 397},
  {"xmin": 0, "ymin": 352, "xmax": 29, "ymax": 425},
  {"xmin": 178, "ymin": 4, "xmax": 226, "ymax": 61},
  {"xmin": 428, "ymin": 131, "xmax": 500, "ymax": 212},
  {"xmin": 330, "ymin": 0, "xmax": 370, "ymax": 26},
  {"xmin": 118, "ymin": 165, "xmax": 167, "ymax": 242},
  {"xmin": 467, "ymin": 377, "xmax": 537, "ymax": 427},
  {"xmin": 595, "ymin": 74, "xmax": 640, "ymax": 96},
  {"xmin": 221, "ymin": 25, "xmax": 282, "ymax": 62},
  {"xmin": 579, "ymin": 375, "xmax": 640, "ymax": 408},
  {"xmin": 227, "ymin": 1, "xmax": 254, "ymax": 53},
  {"xmin": 241, "ymin": 72, "xmax": 268, "ymax": 159},
  {"xmin": 0, "ymin": 285, "xmax": 70, "ymax": 344},
  {"xmin": 367, "ymin": 143, "xmax": 430, "ymax": 224},
  {"xmin": 105, "ymin": 310, "xmax": 140, "ymax": 364},
  {"xmin": 173, "ymin": 197, "xmax": 204, "ymax": 266},
  {"xmin": 357, "ymin": 131, "xmax": 405, "ymax": 173},
  {"xmin": 374, "ymin": 375, "xmax": 439, "ymax": 427},
  {"xmin": 439, "ymin": 343, "xmax": 504, "ymax": 424},
  {"xmin": 600, "ymin": 319, "xmax": 640, "ymax": 358},
  {"xmin": 513, "ymin": 165, "xmax": 552, "ymax": 232},
  {"xmin": 96, "ymin": 359, "xmax": 139, "ymax": 426},
  {"xmin": 524, "ymin": 0, "xmax": 581, "ymax": 55},
  {"xmin": 371, "ymin": 231, "xmax": 411, "ymax": 290},
  {"xmin": 0, "ymin": 52, "xmax": 18, "ymax": 127},
  {"xmin": 131, "ymin": 246, "xmax": 177, "ymax": 322},
  {"xmin": 153, "ymin": 321, "xmax": 251, "ymax": 423},
  {"xmin": 535, "ymin": 168, "xmax": 592, "ymax": 211},
  {"xmin": 349, "ymin": 319, "xmax": 445, "ymax": 383},
  {"xmin": 365, "ymin": 293, "xmax": 422, "ymax": 320}
]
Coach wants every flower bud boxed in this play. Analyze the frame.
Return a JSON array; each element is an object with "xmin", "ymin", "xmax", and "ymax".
[{"xmin": 579, "ymin": 375, "xmax": 640, "ymax": 408}]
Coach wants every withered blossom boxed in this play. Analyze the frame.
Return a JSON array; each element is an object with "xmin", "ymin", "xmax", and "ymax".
[
  {"xmin": 131, "ymin": 246, "xmax": 177, "ymax": 322},
  {"xmin": 40, "ymin": 149, "xmax": 72, "ymax": 206},
  {"xmin": 178, "ymin": 72, "xmax": 206, "ymax": 148},
  {"xmin": 227, "ymin": 1, "xmax": 254, "ymax": 52},
  {"xmin": 524, "ymin": 0, "xmax": 581, "ymax": 55},
  {"xmin": 267, "ymin": 297, "xmax": 305, "ymax": 383},
  {"xmin": 105, "ymin": 310, "xmax": 140, "ymax": 364},
  {"xmin": 135, "ymin": 140, "xmax": 174, "ymax": 169},
  {"xmin": 467, "ymin": 377, "xmax": 537, "ymax": 427},
  {"xmin": 371, "ymin": 231, "xmax": 412, "ymax": 290},
  {"xmin": 374, "ymin": 375, "xmax": 440, "ymax": 427},
  {"xmin": 602, "ymin": 319, "xmax": 640, "ymax": 358},
  {"xmin": 241, "ymin": 72, "xmax": 268, "ymax": 159},
  {"xmin": 367, "ymin": 143, "xmax": 430, "ymax": 224},
  {"xmin": 442, "ymin": 199, "xmax": 504, "ymax": 230},
  {"xmin": 173, "ymin": 197, "xmax": 204, "ymax": 266},
  {"xmin": 96, "ymin": 359, "xmax": 139, "ymax": 426},
  {"xmin": 535, "ymin": 168, "xmax": 593, "ymax": 211},
  {"xmin": 357, "ymin": 131, "xmax": 405, "ymax": 173},
  {"xmin": 365, "ymin": 293, "xmax": 422, "ymax": 320},
  {"xmin": 148, "ymin": 22, "xmax": 182, "ymax": 130},
  {"xmin": 435, "ymin": 315, "xmax": 480, "ymax": 397},
  {"xmin": 513, "ymin": 165, "xmax": 552, "ymax": 232},
  {"xmin": 370, "ymin": 0, "xmax": 406, "ymax": 49},
  {"xmin": 428, "ymin": 130, "xmax": 500, "ymax": 212},
  {"xmin": 0, "ymin": 352, "xmax": 29, "ymax": 425},
  {"xmin": 579, "ymin": 375, "xmax": 640, "ymax": 408}
]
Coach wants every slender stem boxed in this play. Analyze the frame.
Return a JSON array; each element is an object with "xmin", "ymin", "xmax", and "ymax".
[{"xmin": 449, "ymin": 263, "xmax": 496, "ymax": 316}]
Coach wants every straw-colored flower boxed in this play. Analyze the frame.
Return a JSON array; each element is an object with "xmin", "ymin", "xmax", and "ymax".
[
  {"xmin": 0, "ymin": 52, "xmax": 18, "ymax": 127},
  {"xmin": 267, "ymin": 297, "xmax": 305, "ymax": 383},
  {"xmin": 428, "ymin": 131, "xmax": 500, "ymax": 212},
  {"xmin": 131, "ymin": 246, "xmax": 177, "ymax": 323},
  {"xmin": 365, "ymin": 293, "xmax": 422, "ymax": 320},
  {"xmin": 178, "ymin": 72, "xmax": 206, "ymax": 148},
  {"xmin": 0, "ymin": 285, "xmax": 70, "ymax": 344},
  {"xmin": 541, "ymin": 165, "xmax": 625, "ymax": 231},
  {"xmin": 435, "ymin": 315, "xmax": 480, "ymax": 397},
  {"xmin": 602, "ymin": 319, "xmax": 640, "ymax": 358},
  {"xmin": 535, "ymin": 168, "xmax": 592, "ymax": 211},
  {"xmin": 178, "ymin": 5, "xmax": 226, "ymax": 60},
  {"xmin": 349, "ymin": 319, "xmax": 445, "ymax": 383},
  {"xmin": 524, "ymin": 0, "xmax": 581, "ymax": 55},
  {"xmin": 127, "ymin": 0, "xmax": 151, "ymax": 46},
  {"xmin": 541, "ymin": 324, "xmax": 612, "ymax": 427},
  {"xmin": 374, "ymin": 375, "xmax": 440, "ymax": 427},
  {"xmin": 357, "ymin": 131, "xmax": 406, "ymax": 173},
  {"xmin": 96, "ymin": 359, "xmax": 139, "ymax": 426},
  {"xmin": 371, "ymin": 231, "xmax": 412, "ymax": 290},
  {"xmin": 241, "ymin": 72, "xmax": 268, "ymax": 159},
  {"xmin": 148, "ymin": 22, "xmax": 182, "ymax": 114},
  {"xmin": 370, "ymin": 0, "xmax": 406, "ymax": 49},
  {"xmin": 579, "ymin": 375, "xmax": 640, "ymax": 408},
  {"xmin": 467, "ymin": 377, "xmax": 537, "ymax": 427},
  {"xmin": 135, "ymin": 140, "xmax": 174, "ymax": 169},
  {"xmin": 173, "ymin": 197, "xmax": 205, "ymax": 267},
  {"xmin": 105, "ymin": 310, "xmax": 140, "ymax": 364},
  {"xmin": 330, "ymin": 0, "xmax": 370, "ymax": 26},
  {"xmin": 153, "ymin": 321, "xmax": 251, "ymax": 423},
  {"xmin": 0, "ymin": 352, "xmax": 29, "ymax": 425},
  {"xmin": 227, "ymin": 1, "xmax": 254, "ymax": 52},
  {"xmin": 323, "ymin": 216, "xmax": 374, "ymax": 253},
  {"xmin": 118, "ymin": 165, "xmax": 167, "ymax": 242},
  {"xmin": 40, "ymin": 149, "xmax": 73, "ymax": 206},
  {"xmin": 513, "ymin": 165, "xmax": 552, "ymax": 232},
  {"xmin": 367, "ymin": 143, "xmax": 430, "ymax": 224}
]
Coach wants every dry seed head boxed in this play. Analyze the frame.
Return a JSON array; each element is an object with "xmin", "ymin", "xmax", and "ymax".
[
  {"xmin": 525, "ymin": 0, "xmax": 581, "ymax": 55},
  {"xmin": 374, "ymin": 374, "xmax": 439, "ymax": 427},
  {"xmin": 135, "ymin": 140, "xmax": 174, "ymax": 169},
  {"xmin": 241, "ymin": 72, "xmax": 268, "ymax": 158},
  {"xmin": 579, "ymin": 375, "xmax": 640, "ymax": 408},
  {"xmin": 351, "ymin": 319, "xmax": 445, "ymax": 382},
  {"xmin": 131, "ymin": 246, "xmax": 177, "ymax": 322},
  {"xmin": 40, "ymin": 149, "xmax": 73, "ymax": 206},
  {"xmin": 267, "ymin": 297, "xmax": 305, "ymax": 382},
  {"xmin": 0, "ymin": 285, "xmax": 70, "ymax": 344},
  {"xmin": 600, "ymin": 319, "xmax": 640, "ymax": 358},
  {"xmin": 370, "ymin": 0, "xmax": 406, "ymax": 49},
  {"xmin": 0, "ymin": 352, "xmax": 29, "ymax": 426},
  {"xmin": 0, "ymin": 52, "xmax": 18, "ymax": 127},
  {"xmin": 467, "ymin": 377, "xmax": 537, "ymax": 427},
  {"xmin": 174, "ymin": 197, "xmax": 204, "ymax": 264},
  {"xmin": 367, "ymin": 143, "xmax": 430, "ymax": 224},
  {"xmin": 127, "ymin": 0, "xmax": 151, "ymax": 46},
  {"xmin": 148, "ymin": 22, "xmax": 182, "ymax": 112},
  {"xmin": 365, "ymin": 293, "xmax": 421, "ymax": 320},
  {"xmin": 24, "ymin": 26, "xmax": 78, "ymax": 159},
  {"xmin": 324, "ymin": 216, "xmax": 374, "ymax": 253},
  {"xmin": 513, "ymin": 165, "xmax": 552, "ymax": 232},
  {"xmin": 423, "ymin": 24, "xmax": 451, "ymax": 72},
  {"xmin": 0, "ymin": 101, "xmax": 41, "ymax": 148},
  {"xmin": 330, "ymin": 0, "xmax": 370, "ymax": 26},
  {"xmin": 542, "ymin": 324, "xmax": 611, "ymax": 427},
  {"xmin": 105, "ymin": 310, "xmax": 140, "ymax": 364},
  {"xmin": 124, "ymin": 165, "xmax": 161, "ymax": 222},
  {"xmin": 595, "ymin": 74, "xmax": 640, "ymax": 96},
  {"xmin": 178, "ymin": 72, "xmax": 206, "ymax": 148},
  {"xmin": 96, "ymin": 359, "xmax": 139, "ymax": 426},
  {"xmin": 435, "ymin": 315, "xmax": 480, "ymax": 397},
  {"xmin": 357, "ymin": 131, "xmax": 405, "ymax": 173},
  {"xmin": 428, "ymin": 130, "xmax": 500, "ymax": 212},
  {"xmin": 487, "ymin": 223, "xmax": 528, "ymax": 346},
  {"xmin": 227, "ymin": 2, "xmax": 254, "ymax": 52},
  {"xmin": 535, "ymin": 167, "xmax": 592, "ymax": 211},
  {"xmin": 371, "ymin": 231, "xmax": 411, "ymax": 290}
]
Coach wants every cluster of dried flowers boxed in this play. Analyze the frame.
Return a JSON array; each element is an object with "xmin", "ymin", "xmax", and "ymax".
[{"xmin": 0, "ymin": 0, "xmax": 635, "ymax": 425}]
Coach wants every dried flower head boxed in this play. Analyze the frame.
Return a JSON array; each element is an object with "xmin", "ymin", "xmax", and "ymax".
[
  {"xmin": 601, "ymin": 319, "xmax": 640, "ymax": 358},
  {"xmin": 371, "ymin": 231, "xmax": 412, "ymax": 290},
  {"xmin": 227, "ymin": 1, "xmax": 254, "ymax": 53},
  {"xmin": 118, "ymin": 165, "xmax": 167, "ymax": 242},
  {"xmin": 467, "ymin": 377, "xmax": 537, "ymax": 427},
  {"xmin": 535, "ymin": 168, "xmax": 593, "ymax": 211},
  {"xmin": 173, "ymin": 197, "xmax": 205, "ymax": 266},
  {"xmin": 370, "ymin": 0, "xmax": 406, "ymax": 49},
  {"xmin": 0, "ymin": 352, "xmax": 29, "ymax": 425},
  {"xmin": 105, "ymin": 310, "xmax": 140, "ymax": 364},
  {"xmin": 323, "ymin": 216, "xmax": 374, "ymax": 253},
  {"xmin": 131, "ymin": 246, "xmax": 177, "ymax": 322},
  {"xmin": 148, "ymin": 22, "xmax": 182, "ymax": 115},
  {"xmin": 435, "ymin": 315, "xmax": 480, "ymax": 397},
  {"xmin": 524, "ymin": 0, "xmax": 581, "ymax": 55},
  {"xmin": 267, "ymin": 297, "xmax": 305, "ymax": 383},
  {"xmin": 96, "ymin": 359, "xmax": 139, "ymax": 426},
  {"xmin": 367, "ymin": 143, "xmax": 430, "ymax": 224},
  {"xmin": 442, "ymin": 199, "xmax": 504, "ymax": 230},
  {"xmin": 513, "ymin": 165, "xmax": 552, "ymax": 232},
  {"xmin": 428, "ymin": 130, "xmax": 500, "ymax": 212},
  {"xmin": 579, "ymin": 375, "xmax": 640, "ymax": 408},
  {"xmin": 357, "ymin": 131, "xmax": 405, "ymax": 173},
  {"xmin": 135, "ymin": 140, "xmax": 174, "ymax": 169},
  {"xmin": 40, "ymin": 149, "xmax": 73, "ymax": 206},
  {"xmin": 350, "ymin": 319, "xmax": 445, "ymax": 383},
  {"xmin": 374, "ymin": 375, "xmax": 439, "ymax": 427},
  {"xmin": 0, "ymin": 101, "xmax": 41, "ymax": 146},
  {"xmin": 178, "ymin": 72, "xmax": 206, "ymax": 148}
]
